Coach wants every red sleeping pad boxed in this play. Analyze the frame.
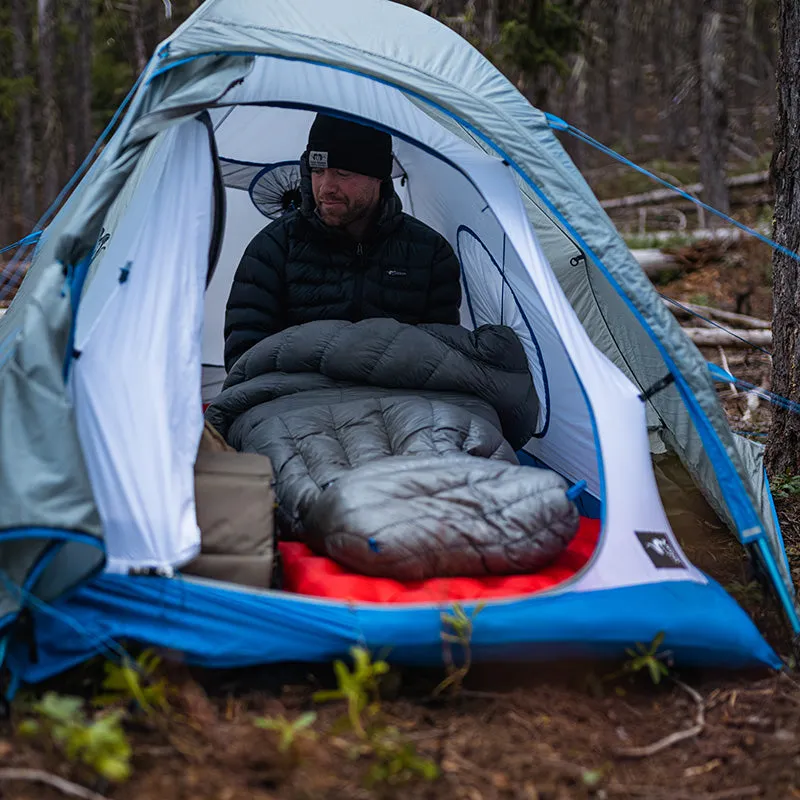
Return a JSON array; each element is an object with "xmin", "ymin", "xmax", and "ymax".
[{"xmin": 278, "ymin": 517, "xmax": 600, "ymax": 603}]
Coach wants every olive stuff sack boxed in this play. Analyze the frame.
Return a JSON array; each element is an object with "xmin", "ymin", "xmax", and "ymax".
[{"xmin": 182, "ymin": 421, "xmax": 276, "ymax": 588}]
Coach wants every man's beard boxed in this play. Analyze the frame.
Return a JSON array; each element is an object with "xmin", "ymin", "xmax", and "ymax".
[{"xmin": 317, "ymin": 194, "xmax": 376, "ymax": 229}]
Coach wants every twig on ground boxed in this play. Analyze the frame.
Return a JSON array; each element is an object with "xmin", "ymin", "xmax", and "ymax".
[
  {"xmin": 0, "ymin": 768, "xmax": 108, "ymax": 800},
  {"xmin": 614, "ymin": 680, "xmax": 705, "ymax": 758},
  {"xmin": 718, "ymin": 347, "xmax": 737, "ymax": 394},
  {"xmin": 607, "ymin": 782, "xmax": 761, "ymax": 799},
  {"xmin": 459, "ymin": 689, "xmax": 514, "ymax": 700}
]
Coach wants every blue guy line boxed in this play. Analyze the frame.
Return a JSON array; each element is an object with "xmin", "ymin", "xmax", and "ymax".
[
  {"xmin": 662, "ymin": 294, "xmax": 772, "ymax": 356},
  {"xmin": 0, "ymin": 232, "xmax": 42, "ymax": 256},
  {"xmin": 708, "ymin": 362, "xmax": 800, "ymax": 417},
  {"xmin": 545, "ymin": 113, "xmax": 800, "ymax": 266}
]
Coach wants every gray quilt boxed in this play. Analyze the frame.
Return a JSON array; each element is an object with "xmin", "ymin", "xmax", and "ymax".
[{"xmin": 206, "ymin": 319, "xmax": 579, "ymax": 579}]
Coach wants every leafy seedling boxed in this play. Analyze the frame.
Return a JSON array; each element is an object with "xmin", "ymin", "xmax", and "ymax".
[
  {"xmin": 434, "ymin": 602, "xmax": 484, "ymax": 696},
  {"xmin": 18, "ymin": 692, "xmax": 132, "ymax": 782},
  {"xmin": 93, "ymin": 649, "xmax": 170, "ymax": 715},
  {"xmin": 621, "ymin": 632, "xmax": 671, "ymax": 685},
  {"xmin": 313, "ymin": 647, "xmax": 389, "ymax": 739},
  {"xmin": 313, "ymin": 649, "xmax": 438, "ymax": 787},
  {"xmin": 254, "ymin": 711, "xmax": 317, "ymax": 753},
  {"xmin": 771, "ymin": 473, "xmax": 800, "ymax": 501},
  {"xmin": 365, "ymin": 725, "xmax": 439, "ymax": 787}
]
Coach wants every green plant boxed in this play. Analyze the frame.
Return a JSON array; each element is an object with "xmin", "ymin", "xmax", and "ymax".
[
  {"xmin": 314, "ymin": 648, "xmax": 438, "ymax": 787},
  {"xmin": 254, "ymin": 711, "xmax": 317, "ymax": 753},
  {"xmin": 18, "ymin": 692, "xmax": 132, "ymax": 782},
  {"xmin": 365, "ymin": 726, "xmax": 439, "ymax": 787},
  {"xmin": 313, "ymin": 647, "xmax": 389, "ymax": 739},
  {"xmin": 619, "ymin": 632, "xmax": 671, "ymax": 685},
  {"xmin": 771, "ymin": 472, "xmax": 800, "ymax": 501},
  {"xmin": 434, "ymin": 602, "xmax": 484, "ymax": 696},
  {"xmin": 93, "ymin": 648, "xmax": 170, "ymax": 715}
]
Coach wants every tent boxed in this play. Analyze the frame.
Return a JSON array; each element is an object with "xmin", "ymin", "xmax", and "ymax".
[{"xmin": 0, "ymin": 0, "xmax": 794, "ymax": 686}]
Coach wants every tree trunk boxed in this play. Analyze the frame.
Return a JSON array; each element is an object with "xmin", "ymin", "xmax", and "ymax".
[
  {"xmin": 71, "ymin": 0, "xmax": 93, "ymax": 167},
  {"xmin": 765, "ymin": 0, "xmax": 800, "ymax": 476},
  {"xmin": 0, "ymin": 129, "xmax": 10, "ymax": 247},
  {"xmin": 37, "ymin": 0, "xmax": 60, "ymax": 209},
  {"xmin": 130, "ymin": 0, "xmax": 148, "ymax": 74},
  {"xmin": 12, "ymin": 0, "xmax": 36, "ymax": 230},
  {"xmin": 614, "ymin": 0, "xmax": 636, "ymax": 150},
  {"xmin": 699, "ymin": 0, "xmax": 730, "ymax": 225},
  {"xmin": 482, "ymin": 0, "xmax": 498, "ymax": 46},
  {"xmin": 665, "ymin": 0, "xmax": 692, "ymax": 158}
]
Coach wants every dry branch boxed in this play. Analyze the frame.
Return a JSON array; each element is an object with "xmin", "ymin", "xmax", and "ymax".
[
  {"xmin": 0, "ymin": 768, "xmax": 108, "ymax": 800},
  {"xmin": 601, "ymin": 170, "xmax": 769, "ymax": 209},
  {"xmin": 615, "ymin": 680, "xmax": 705, "ymax": 758},
  {"xmin": 607, "ymin": 783, "xmax": 761, "ymax": 800},
  {"xmin": 683, "ymin": 327, "xmax": 772, "ymax": 348},
  {"xmin": 665, "ymin": 299, "xmax": 771, "ymax": 329}
]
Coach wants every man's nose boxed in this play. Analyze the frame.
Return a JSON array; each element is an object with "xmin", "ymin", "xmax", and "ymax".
[{"xmin": 318, "ymin": 170, "xmax": 339, "ymax": 193}]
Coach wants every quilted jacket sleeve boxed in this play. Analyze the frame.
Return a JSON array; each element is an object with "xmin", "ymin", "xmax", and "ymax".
[
  {"xmin": 423, "ymin": 236, "xmax": 462, "ymax": 325},
  {"xmin": 223, "ymin": 220, "xmax": 290, "ymax": 372}
]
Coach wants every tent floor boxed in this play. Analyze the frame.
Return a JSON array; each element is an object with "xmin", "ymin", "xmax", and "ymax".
[{"xmin": 278, "ymin": 517, "xmax": 600, "ymax": 603}]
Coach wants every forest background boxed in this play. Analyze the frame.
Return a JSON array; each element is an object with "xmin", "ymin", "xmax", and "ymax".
[{"xmin": 0, "ymin": 0, "xmax": 777, "ymax": 243}]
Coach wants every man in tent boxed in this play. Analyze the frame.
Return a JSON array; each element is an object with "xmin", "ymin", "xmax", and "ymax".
[{"xmin": 223, "ymin": 114, "xmax": 463, "ymax": 371}]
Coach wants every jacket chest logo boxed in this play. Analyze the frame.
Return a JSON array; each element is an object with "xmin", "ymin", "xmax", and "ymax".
[{"xmin": 385, "ymin": 269, "xmax": 408, "ymax": 278}]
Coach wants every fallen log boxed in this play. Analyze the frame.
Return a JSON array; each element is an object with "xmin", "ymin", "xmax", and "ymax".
[
  {"xmin": 682, "ymin": 327, "xmax": 772, "ymax": 348},
  {"xmin": 631, "ymin": 249, "xmax": 681, "ymax": 276},
  {"xmin": 664, "ymin": 299, "xmax": 771, "ymax": 329},
  {"xmin": 601, "ymin": 170, "xmax": 769, "ymax": 210}
]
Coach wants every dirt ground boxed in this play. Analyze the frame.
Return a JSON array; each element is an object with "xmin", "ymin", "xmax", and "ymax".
[
  {"xmin": 3, "ymin": 647, "xmax": 800, "ymax": 800},
  {"xmin": 2, "ymin": 246, "xmax": 799, "ymax": 800}
]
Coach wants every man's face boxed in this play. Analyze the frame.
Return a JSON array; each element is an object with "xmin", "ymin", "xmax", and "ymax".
[{"xmin": 311, "ymin": 168, "xmax": 382, "ymax": 229}]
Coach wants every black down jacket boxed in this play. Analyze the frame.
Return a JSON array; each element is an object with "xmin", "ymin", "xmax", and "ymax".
[{"xmin": 223, "ymin": 163, "xmax": 462, "ymax": 371}]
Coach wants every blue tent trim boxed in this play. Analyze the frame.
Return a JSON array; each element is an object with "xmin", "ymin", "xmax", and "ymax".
[
  {"xmin": 6, "ymin": 570, "xmax": 781, "ymax": 686},
  {"xmin": 0, "ymin": 527, "xmax": 105, "ymax": 638}
]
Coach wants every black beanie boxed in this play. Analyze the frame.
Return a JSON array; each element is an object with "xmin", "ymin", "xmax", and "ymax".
[{"xmin": 305, "ymin": 114, "xmax": 393, "ymax": 180}]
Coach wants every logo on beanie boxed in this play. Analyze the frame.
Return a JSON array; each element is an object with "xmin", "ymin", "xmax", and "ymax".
[{"xmin": 308, "ymin": 150, "xmax": 328, "ymax": 169}]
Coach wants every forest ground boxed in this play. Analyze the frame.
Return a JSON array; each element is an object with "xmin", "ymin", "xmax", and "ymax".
[{"xmin": 2, "ymin": 232, "xmax": 799, "ymax": 800}]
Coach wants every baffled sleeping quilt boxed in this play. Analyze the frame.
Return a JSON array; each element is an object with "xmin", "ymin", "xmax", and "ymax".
[{"xmin": 206, "ymin": 319, "xmax": 580, "ymax": 580}]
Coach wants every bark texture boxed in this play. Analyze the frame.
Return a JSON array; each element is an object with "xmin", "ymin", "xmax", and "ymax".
[
  {"xmin": 699, "ymin": 0, "xmax": 730, "ymax": 225},
  {"xmin": 12, "ymin": 0, "xmax": 35, "ymax": 228},
  {"xmin": 765, "ymin": 0, "xmax": 800, "ymax": 476},
  {"xmin": 37, "ymin": 0, "xmax": 60, "ymax": 208}
]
